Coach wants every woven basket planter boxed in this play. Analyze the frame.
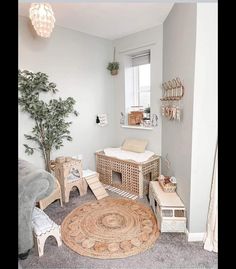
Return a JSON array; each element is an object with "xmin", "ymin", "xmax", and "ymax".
[
  {"xmin": 159, "ymin": 179, "xmax": 176, "ymax": 193},
  {"xmin": 111, "ymin": 69, "xmax": 118, "ymax": 75}
]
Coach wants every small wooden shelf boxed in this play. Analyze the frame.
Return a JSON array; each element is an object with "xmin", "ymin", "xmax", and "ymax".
[{"xmin": 121, "ymin": 125, "xmax": 153, "ymax": 130}]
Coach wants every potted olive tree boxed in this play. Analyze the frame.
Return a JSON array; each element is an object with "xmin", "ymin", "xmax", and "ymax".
[
  {"xmin": 107, "ymin": 47, "xmax": 119, "ymax": 75},
  {"xmin": 18, "ymin": 70, "xmax": 79, "ymax": 173}
]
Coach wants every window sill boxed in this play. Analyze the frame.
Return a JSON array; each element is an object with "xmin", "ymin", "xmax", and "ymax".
[{"xmin": 121, "ymin": 125, "xmax": 153, "ymax": 130}]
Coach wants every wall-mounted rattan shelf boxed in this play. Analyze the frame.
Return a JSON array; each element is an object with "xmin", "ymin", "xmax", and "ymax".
[
  {"xmin": 160, "ymin": 96, "xmax": 183, "ymax": 101},
  {"xmin": 160, "ymin": 77, "xmax": 184, "ymax": 121},
  {"xmin": 160, "ymin": 77, "xmax": 184, "ymax": 101}
]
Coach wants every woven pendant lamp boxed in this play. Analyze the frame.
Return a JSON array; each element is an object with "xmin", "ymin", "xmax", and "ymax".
[{"xmin": 29, "ymin": 3, "xmax": 55, "ymax": 38}]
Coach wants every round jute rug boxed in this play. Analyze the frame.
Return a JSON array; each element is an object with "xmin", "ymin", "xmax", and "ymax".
[{"xmin": 61, "ymin": 197, "xmax": 159, "ymax": 259}]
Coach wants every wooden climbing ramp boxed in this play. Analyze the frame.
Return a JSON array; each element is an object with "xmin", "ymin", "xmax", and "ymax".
[{"xmin": 83, "ymin": 169, "xmax": 109, "ymax": 200}]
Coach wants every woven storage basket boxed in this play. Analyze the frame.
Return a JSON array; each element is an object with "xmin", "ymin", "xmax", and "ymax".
[{"xmin": 159, "ymin": 179, "xmax": 176, "ymax": 193}]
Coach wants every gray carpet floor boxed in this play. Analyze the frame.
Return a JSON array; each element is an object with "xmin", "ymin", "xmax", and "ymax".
[{"xmin": 19, "ymin": 189, "xmax": 218, "ymax": 269}]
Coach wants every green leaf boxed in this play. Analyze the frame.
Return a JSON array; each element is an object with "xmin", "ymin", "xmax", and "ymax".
[
  {"xmin": 19, "ymin": 70, "xmax": 79, "ymax": 166},
  {"xmin": 23, "ymin": 144, "xmax": 34, "ymax": 155}
]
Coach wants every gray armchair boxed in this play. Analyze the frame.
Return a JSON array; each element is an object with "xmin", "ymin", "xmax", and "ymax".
[{"xmin": 18, "ymin": 159, "xmax": 54, "ymax": 258}]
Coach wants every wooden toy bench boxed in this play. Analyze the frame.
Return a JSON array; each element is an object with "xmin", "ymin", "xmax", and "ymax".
[{"xmin": 32, "ymin": 207, "xmax": 62, "ymax": 257}]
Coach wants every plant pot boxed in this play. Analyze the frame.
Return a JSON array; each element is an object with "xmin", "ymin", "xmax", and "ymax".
[{"xmin": 111, "ymin": 69, "xmax": 118, "ymax": 76}]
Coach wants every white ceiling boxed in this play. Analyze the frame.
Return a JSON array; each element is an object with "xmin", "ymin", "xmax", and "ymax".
[{"xmin": 18, "ymin": 3, "xmax": 173, "ymax": 40}]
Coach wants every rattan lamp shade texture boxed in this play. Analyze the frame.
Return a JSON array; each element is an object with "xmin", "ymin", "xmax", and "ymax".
[{"xmin": 29, "ymin": 3, "xmax": 55, "ymax": 38}]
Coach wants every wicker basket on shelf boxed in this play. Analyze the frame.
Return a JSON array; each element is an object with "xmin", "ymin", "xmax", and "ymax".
[{"xmin": 158, "ymin": 177, "xmax": 176, "ymax": 193}]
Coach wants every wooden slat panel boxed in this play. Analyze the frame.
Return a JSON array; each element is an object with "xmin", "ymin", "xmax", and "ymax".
[
  {"xmin": 93, "ymin": 188, "xmax": 108, "ymax": 196},
  {"xmin": 85, "ymin": 177, "xmax": 99, "ymax": 184},
  {"xmin": 96, "ymin": 193, "xmax": 109, "ymax": 200},
  {"xmin": 84, "ymin": 173, "xmax": 109, "ymax": 200}
]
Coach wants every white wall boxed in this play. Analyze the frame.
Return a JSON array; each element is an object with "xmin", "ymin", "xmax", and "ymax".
[
  {"xmin": 162, "ymin": 3, "xmax": 197, "ymax": 229},
  {"xmin": 162, "ymin": 3, "xmax": 217, "ymax": 234},
  {"xmin": 18, "ymin": 16, "xmax": 116, "ymax": 170},
  {"xmin": 189, "ymin": 3, "xmax": 218, "ymax": 233},
  {"xmin": 112, "ymin": 26, "xmax": 163, "ymax": 154}
]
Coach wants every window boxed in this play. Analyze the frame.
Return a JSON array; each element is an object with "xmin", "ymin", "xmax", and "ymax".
[
  {"xmin": 131, "ymin": 50, "xmax": 151, "ymax": 108},
  {"xmin": 124, "ymin": 49, "xmax": 151, "ymax": 126},
  {"xmin": 132, "ymin": 64, "xmax": 151, "ymax": 108}
]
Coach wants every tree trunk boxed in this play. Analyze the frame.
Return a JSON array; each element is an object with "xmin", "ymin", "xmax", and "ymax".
[{"xmin": 45, "ymin": 150, "xmax": 51, "ymax": 173}]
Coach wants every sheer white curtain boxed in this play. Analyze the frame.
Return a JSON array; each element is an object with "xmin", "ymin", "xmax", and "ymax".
[{"xmin": 204, "ymin": 142, "xmax": 218, "ymax": 252}]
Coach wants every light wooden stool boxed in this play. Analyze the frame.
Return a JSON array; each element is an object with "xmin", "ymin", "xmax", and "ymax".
[
  {"xmin": 54, "ymin": 157, "xmax": 88, "ymax": 203},
  {"xmin": 32, "ymin": 207, "xmax": 62, "ymax": 257}
]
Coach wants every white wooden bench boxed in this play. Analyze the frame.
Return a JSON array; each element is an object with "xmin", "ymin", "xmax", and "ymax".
[
  {"xmin": 149, "ymin": 181, "xmax": 186, "ymax": 233},
  {"xmin": 32, "ymin": 207, "xmax": 62, "ymax": 257}
]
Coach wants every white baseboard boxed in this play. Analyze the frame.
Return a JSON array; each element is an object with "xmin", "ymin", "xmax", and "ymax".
[{"xmin": 186, "ymin": 229, "xmax": 206, "ymax": 242}]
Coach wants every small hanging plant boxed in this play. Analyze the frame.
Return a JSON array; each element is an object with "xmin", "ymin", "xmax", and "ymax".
[
  {"xmin": 107, "ymin": 62, "xmax": 119, "ymax": 75},
  {"xmin": 107, "ymin": 47, "xmax": 119, "ymax": 75}
]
